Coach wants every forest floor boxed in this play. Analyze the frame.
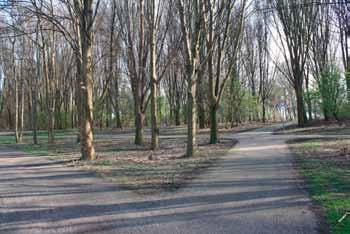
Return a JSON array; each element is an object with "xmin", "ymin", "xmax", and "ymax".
[
  {"xmin": 0, "ymin": 122, "xmax": 264, "ymax": 194},
  {"xmin": 0, "ymin": 124, "xmax": 322, "ymax": 234}
]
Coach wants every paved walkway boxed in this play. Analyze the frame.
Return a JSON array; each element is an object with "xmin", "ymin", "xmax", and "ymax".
[{"xmin": 0, "ymin": 125, "xmax": 321, "ymax": 234}]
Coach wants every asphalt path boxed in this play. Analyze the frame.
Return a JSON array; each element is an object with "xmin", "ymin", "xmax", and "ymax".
[{"xmin": 0, "ymin": 125, "xmax": 321, "ymax": 234}]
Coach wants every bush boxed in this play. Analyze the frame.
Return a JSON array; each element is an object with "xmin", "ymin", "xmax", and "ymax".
[
  {"xmin": 37, "ymin": 111, "xmax": 48, "ymax": 129},
  {"xmin": 336, "ymin": 103, "xmax": 350, "ymax": 120},
  {"xmin": 316, "ymin": 65, "xmax": 346, "ymax": 120}
]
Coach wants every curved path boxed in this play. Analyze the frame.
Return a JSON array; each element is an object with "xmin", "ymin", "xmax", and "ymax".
[{"xmin": 0, "ymin": 125, "xmax": 320, "ymax": 234}]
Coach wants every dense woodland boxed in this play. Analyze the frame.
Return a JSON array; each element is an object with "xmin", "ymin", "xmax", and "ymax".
[{"xmin": 0, "ymin": 0, "xmax": 349, "ymax": 160}]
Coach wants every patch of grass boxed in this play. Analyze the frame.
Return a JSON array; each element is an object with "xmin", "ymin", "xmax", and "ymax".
[
  {"xmin": 0, "ymin": 135, "xmax": 16, "ymax": 144},
  {"xmin": 160, "ymin": 122, "xmax": 269, "ymax": 136},
  {"xmin": 17, "ymin": 144, "xmax": 49, "ymax": 156},
  {"xmin": 289, "ymin": 139, "xmax": 350, "ymax": 234},
  {"xmin": 0, "ymin": 129, "xmax": 79, "ymax": 157},
  {"xmin": 275, "ymin": 120, "xmax": 350, "ymax": 136},
  {"xmin": 0, "ymin": 129, "xmax": 77, "ymax": 144}
]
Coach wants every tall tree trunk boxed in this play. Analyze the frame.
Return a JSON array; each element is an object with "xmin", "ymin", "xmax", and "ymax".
[
  {"xmin": 150, "ymin": 79, "xmax": 159, "ymax": 150},
  {"xmin": 106, "ymin": 102, "xmax": 111, "ymax": 128},
  {"xmin": 19, "ymin": 71, "xmax": 24, "ymax": 143},
  {"xmin": 343, "ymin": 21, "xmax": 350, "ymax": 101},
  {"xmin": 177, "ymin": 0, "xmax": 201, "ymax": 157},
  {"xmin": 32, "ymin": 33, "xmax": 40, "ymax": 144},
  {"xmin": 7, "ymin": 106, "xmax": 12, "ymax": 130},
  {"xmin": 207, "ymin": 1, "xmax": 217, "ymax": 144},
  {"xmin": 133, "ymin": 0, "xmax": 146, "ymax": 146},
  {"xmin": 209, "ymin": 104, "xmax": 218, "ymax": 144},
  {"xmin": 42, "ymin": 46, "xmax": 55, "ymax": 144},
  {"xmin": 197, "ymin": 104, "xmax": 206, "ymax": 129},
  {"xmin": 262, "ymin": 99, "xmax": 266, "ymax": 123},
  {"xmin": 346, "ymin": 62, "xmax": 350, "ymax": 101},
  {"xmin": 134, "ymin": 101, "xmax": 144, "ymax": 145},
  {"xmin": 175, "ymin": 79, "xmax": 181, "ymax": 126},
  {"xmin": 208, "ymin": 38, "xmax": 218, "ymax": 144},
  {"xmin": 31, "ymin": 91, "xmax": 38, "ymax": 144},
  {"xmin": 13, "ymin": 40, "xmax": 21, "ymax": 144},
  {"xmin": 150, "ymin": 0, "xmax": 159, "ymax": 150},
  {"xmin": 187, "ymin": 77, "xmax": 197, "ymax": 157},
  {"xmin": 208, "ymin": 60, "xmax": 218, "ymax": 144},
  {"xmin": 47, "ymin": 106, "xmax": 55, "ymax": 143},
  {"xmin": 305, "ymin": 74, "xmax": 313, "ymax": 121},
  {"xmin": 110, "ymin": 0, "xmax": 122, "ymax": 129},
  {"xmin": 75, "ymin": 55, "xmax": 83, "ymax": 143},
  {"xmin": 77, "ymin": 0, "xmax": 96, "ymax": 160},
  {"xmin": 197, "ymin": 41, "xmax": 206, "ymax": 129},
  {"xmin": 197, "ymin": 73, "xmax": 206, "ymax": 129},
  {"xmin": 295, "ymin": 84, "xmax": 306, "ymax": 127},
  {"xmin": 175, "ymin": 95, "xmax": 181, "ymax": 126},
  {"xmin": 114, "ymin": 76, "xmax": 122, "ymax": 128}
]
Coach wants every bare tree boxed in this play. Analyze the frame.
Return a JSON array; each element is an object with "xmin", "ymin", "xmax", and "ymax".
[
  {"xmin": 273, "ymin": 0, "xmax": 317, "ymax": 127},
  {"xmin": 177, "ymin": 0, "xmax": 202, "ymax": 156},
  {"xmin": 333, "ymin": 0, "xmax": 350, "ymax": 100},
  {"xmin": 109, "ymin": 0, "xmax": 122, "ymax": 129},
  {"xmin": 256, "ymin": 4, "xmax": 275, "ymax": 123},
  {"xmin": 311, "ymin": 1, "xmax": 331, "ymax": 119},
  {"xmin": 116, "ymin": 0, "xmax": 150, "ymax": 145},
  {"xmin": 73, "ymin": 0, "xmax": 98, "ymax": 160},
  {"xmin": 204, "ymin": 0, "xmax": 246, "ymax": 144},
  {"xmin": 40, "ymin": 14, "xmax": 56, "ymax": 144},
  {"xmin": 148, "ymin": 0, "xmax": 159, "ymax": 150}
]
